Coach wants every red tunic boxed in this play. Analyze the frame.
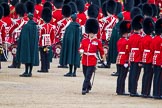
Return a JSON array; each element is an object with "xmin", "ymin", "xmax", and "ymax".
[
  {"xmin": 128, "ymin": 33, "xmax": 143, "ymax": 62},
  {"xmin": 122, "ymin": 11, "xmax": 131, "ymax": 21},
  {"xmin": 100, "ymin": 15, "xmax": 118, "ymax": 41},
  {"xmin": 0, "ymin": 20, "xmax": 6, "ymax": 44},
  {"xmin": 77, "ymin": 12, "xmax": 87, "ymax": 26},
  {"xmin": 39, "ymin": 23, "xmax": 55, "ymax": 47},
  {"xmin": 9, "ymin": 17, "xmax": 28, "ymax": 44},
  {"xmin": 141, "ymin": 35, "xmax": 153, "ymax": 63},
  {"xmin": 151, "ymin": 35, "xmax": 162, "ymax": 66},
  {"xmin": 34, "ymin": 4, "xmax": 43, "ymax": 19},
  {"xmin": 80, "ymin": 38, "xmax": 104, "ymax": 66},
  {"xmin": 116, "ymin": 37, "xmax": 129, "ymax": 65},
  {"xmin": 52, "ymin": 9, "xmax": 63, "ymax": 23},
  {"xmin": 2, "ymin": 16, "xmax": 14, "ymax": 44}
]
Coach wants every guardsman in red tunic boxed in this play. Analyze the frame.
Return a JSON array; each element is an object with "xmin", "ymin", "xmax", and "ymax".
[
  {"xmin": 152, "ymin": 18, "xmax": 162, "ymax": 99},
  {"xmin": 122, "ymin": 0, "xmax": 134, "ymax": 21},
  {"xmin": 128, "ymin": 15, "xmax": 144, "ymax": 97},
  {"xmin": 0, "ymin": 5, "xmax": 6, "ymax": 69},
  {"xmin": 8, "ymin": 3, "xmax": 27, "ymax": 68},
  {"xmin": 116, "ymin": 20, "xmax": 131, "ymax": 95},
  {"xmin": 37, "ymin": 7, "xmax": 54, "ymax": 73},
  {"xmin": 52, "ymin": 0, "xmax": 63, "ymax": 23},
  {"xmin": 9, "ymin": 0, "xmax": 18, "ymax": 19},
  {"xmin": 141, "ymin": 18, "xmax": 154, "ymax": 98},
  {"xmin": 1, "ymin": 2, "xmax": 14, "ymax": 61},
  {"xmin": 34, "ymin": 0, "xmax": 43, "ymax": 19},
  {"xmin": 79, "ymin": 18, "xmax": 106, "ymax": 95},
  {"xmin": 76, "ymin": 0, "xmax": 86, "ymax": 26}
]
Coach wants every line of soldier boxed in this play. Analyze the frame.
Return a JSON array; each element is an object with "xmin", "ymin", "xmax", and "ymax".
[{"xmin": 0, "ymin": 0, "xmax": 162, "ymax": 96}]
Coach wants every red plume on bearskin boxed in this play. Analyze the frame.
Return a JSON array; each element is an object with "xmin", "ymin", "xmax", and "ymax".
[
  {"xmin": 143, "ymin": 17, "xmax": 155, "ymax": 35},
  {"xmin": 119, "ymin": 20, "xmax": 131, "ymax": 36}
]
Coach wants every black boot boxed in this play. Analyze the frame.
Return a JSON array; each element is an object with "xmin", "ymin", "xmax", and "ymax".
[{"xmin": 64, "ymin": 72, "xmax": 72, "ymax": 77}]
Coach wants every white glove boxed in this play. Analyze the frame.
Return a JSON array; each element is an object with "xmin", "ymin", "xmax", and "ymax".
[
  {"xmin": 124, "ymin": 63, "xmax": 128, "ymax": 68},
  {"xmin": 104, "ymin": 61, "xmax": 107, "ymax": 65},
  {"xmin": 79, "ymin": 49, "xmax": 84, "ymax": 54}
]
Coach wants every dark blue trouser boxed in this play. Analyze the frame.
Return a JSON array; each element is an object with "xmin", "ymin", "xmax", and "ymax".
[
  {"xmin": 116, "ymin": 64, "xmax": 128, "ymax": 94},
  {"xmin": 128, "ymin": 62, "xmax": 141, "ymax": 94},
  {"xmin": 141, "ymin": 63, "xmax": 153, "ymax": 95},
  {"xmin": 153, "ymin": 65, "xmax": 162, "ymax": 97},
  {"xmin": 82, "ymin": 65, "xmax": 95, "ymax": 91},
  {"xmin": 40, "ymin": 47, "xmax": 50, "ymax": 71}
]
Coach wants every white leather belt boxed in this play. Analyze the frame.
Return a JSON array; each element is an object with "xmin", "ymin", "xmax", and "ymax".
[
  {"xmin": 154, "ymin": 50, "xmax": 160, "ymax": 53},
  {"xmin": 84, "ymin": 52, "xmax": 96, "ymax": 56},
  {"xmin": 119, "ymin": 52, "xmax": 125, "ymax": 54},
  {"xmin": 42, "ymin": 34, "xmax": 50, "ymax": 37},
  {"xmin": 144, "ymin": 49, "xmax": 150, "ymax": 52},
  {"xmin": 131, "ymin": 48, "xmax": 139, "ymax": 50}
]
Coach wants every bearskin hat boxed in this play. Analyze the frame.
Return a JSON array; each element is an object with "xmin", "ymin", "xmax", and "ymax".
[
  {"xmin": 143, "ymin": 17, "xmax": 155, "ymax": 34},
  {"xmin": 20, "ymin": 0, "xmax": 26, "ymax": 3},
  {"xmin": 29, "ymin": 0, "xmax": 36, "ymax": 4},
  {"xmin": 134, "ymin": 0, "xmax": 141, "ymax": 7},
  {"xmin": 15, "ymin": 3, "xmax": 26, "ymax": 17},
  {"xmin": 62, "ymin": 4, "xmax": 72, "ymax": 18},
  {"xmin": 151, "ymin": 4, "xmax": 158, "ymax": 17},
  {"xmin": 106, "ymin": 0, "xmax": 117, "ymax": 15},
  {"xmin": 155, "ymin": 18, "xmax": 162, "ymax": 35},
  {"xmin": 10, "ymin": 0, "xmax": 19, "ymax": 6},
  {"xmin": 102, "ymin": 1, "xmax": 107, "ymax": 17},
  {"xmin": 91, "ymin": 0, "xmax": 101, "ymax": 8},
  {"xmin": 130, "ymin": 7, "xmax": 142, "ymax": 19},
  {"xmin": 115, "ymin": 2, "xmax": 122, "ymax": 16},
  {"xmin": 1, "ymin": 2, "xmax": 10, "ymax": 17},
  {"xmin": 85, "ymin": 18, "xmax": 99, "ymax": 34},
  {"xmin": 25, "ymin": 1, "xmax": 35, "ymax": 14},
  {"xmin": 88, "ymin": 4, "xmax": 99, "ymax": 18},
  {"xmin": 64, "ymin": 0, "xmax": 71, "ymax": 4},
  {"xmin": 68, "ymin": 2, "xmax": 77, "ymax": 14},
  {"xmin": 76, "ymin": 0, "xmax": 85, "ymax": 13},
  {"xmin": 119, "ymin": 20, "xmax": 131, "ymax": 36},
  {"xmin": 0, "ymin": 5, "xmax": 4, "ymax": 19},
  {"xmin": 131, "ymin": 15, "xmax": 143, "ymax": 30},
  {"xmin": 123, "ymin": 0, "xmax": 134, "ymax": 11},
  {"xmin": 41, "ymin": 7, "xmax": 52, "ymax": 23},
  {"xmin": 36, "ymin": 0, "xmax": 41, "ymax": 4},
  {"xmin": 53, "ymin": 0, "xmax": 63, "ymax": 9},
  {"xmin": 141, "ymin": 0, "xmax": 148, "ymax": 4},
  {"xmin": 142, "ymin": 3, "xmax": 153, "ymax": 17},
  {"xmin": 43, "ymin": 1, "xmax": 52, "ymax": 10},
  {"xmin": 0, "ymin": 0, "xmax": 8, "ymax": 4}
]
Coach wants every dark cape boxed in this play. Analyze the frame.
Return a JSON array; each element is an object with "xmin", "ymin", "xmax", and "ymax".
[
  {"xmin": 16, "ymin": 20, "xmax": 39, "ymax": 66},
  {"xmin": 59, "ymin": 22, "xmax": 81, "ymax": 67},
  {"xmin": 108, "ymin": 21, "xmax": 121, "ymax": 64}
]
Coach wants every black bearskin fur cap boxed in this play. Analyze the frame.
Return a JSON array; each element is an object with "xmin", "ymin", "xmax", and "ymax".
[
  {"xmin": 143, "ymin": 17, "xmax": 155, "ymax": 35},
  {"xmin": 155, "ymin": 18, "xmax": 162, "ymax": 35},
  {"xmin": 119, "ymin": 20, "xmax": 131, "ymax": 36},
  {"xmin": 106, "ymin": 0, "xmax": 117, "ymax": 15},
  {"xmin": 142, "ymin": 3, "xmax": 153, "ymax": 17},
  {"xmin": 53, "ymin": 0, "xmax": 63, "ymax": 9},
  {"xmin": 1, "ymin": 2, "xmax": 10, "ymax": 17},
  {"xmin": 130, "ymin": 7, "xmax": 142, "ymax": 19},
  {"xmin": 131, "ymin": 15, "xmax": 144, "ymax": 30},
  {"xmin": 25, "ymin": 1, "xmax": 35, "ymax": 14},
  {"xmin": 62, "ymin": 4, "xmax": 72, "ymax": 18},
  {"xmin": 15, "ymin": 3, "xmax": 26, "ymax": 17},
  {"xmin": 41, "ymin": 7, "xmax": 52, "ymax": 23},
  {"xmin": 88, "ymin": 4, "xmax": 99, "ymax": 18},
  {"xmin": 76, "ymin": 0, "xmax": 85, "ymax": 13},
  {"xmin": 0, "ymin": 5, "xmax": 4, "ymax": 19},
  {"xmin": 85, "ymin": 18, "xmax": 99, "ymax": 34}
]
